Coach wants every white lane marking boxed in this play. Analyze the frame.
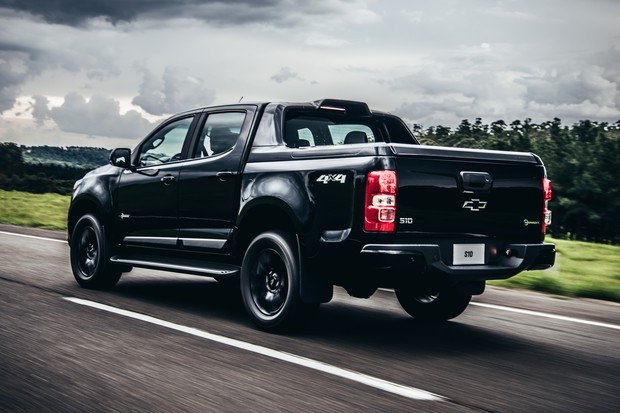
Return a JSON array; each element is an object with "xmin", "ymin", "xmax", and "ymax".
[
  {"xmin": 0, "ymin": 230, "xmax": 66, "ymax": 244},
  {"xmin": 379, "ymin": 288, "xmax": 620, "ymax": 331},
  {"xmin": 469, "ymin": 302, "xmax": 620, "ymax": 331},
  {"xmin": 63, "ymin": 297, "xmax": 444, "ymax": 402}
]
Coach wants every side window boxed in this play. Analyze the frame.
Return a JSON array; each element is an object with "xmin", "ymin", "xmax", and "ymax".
[
  {"xmin": 297, "ymin": 128, "xmax": 315, "ymax": 146},
  {"xmin": 285, "ymin": 119, "xmax": 323, "ymax": 147},
  {"xmin": 195, "ymin": 112, "xmax": 247, "ymax": 158},
  {"xmin": 328, "ymin": 124, "xmax": 375, "ymax": 145},
  {"xmin": 138, "ymin": 117, "xmax": 193, "ymax": 167}
]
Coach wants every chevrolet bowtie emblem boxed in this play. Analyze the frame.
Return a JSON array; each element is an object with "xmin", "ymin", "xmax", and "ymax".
[{"xmin": 463, "ymin": 199, "xmax": 487, "ymax": 211}]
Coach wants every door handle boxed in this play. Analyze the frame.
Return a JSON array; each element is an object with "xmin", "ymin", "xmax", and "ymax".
[
  {"xmin": 161, "ymin": 175, "xmax": 176, "ymax": 184},
  {"xmin": 216, "ymin": 170, "xmax": 234, "ymax": 181}
]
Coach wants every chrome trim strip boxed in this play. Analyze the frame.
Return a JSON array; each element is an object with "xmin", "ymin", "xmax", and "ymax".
[
  {"xmin": 123, "ymin": 236, "xmax": 178, "ymax": 246},
  {"xmin": 180, "ymin": 238, "xmax": 227, "ymax": 249}
]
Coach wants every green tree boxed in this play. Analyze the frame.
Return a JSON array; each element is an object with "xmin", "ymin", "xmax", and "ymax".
[{"xmin": 0, "ymin": 142, "xmax": 25, "ymax": 174}]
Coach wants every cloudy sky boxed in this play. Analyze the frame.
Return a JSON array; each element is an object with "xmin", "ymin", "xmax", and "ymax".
[{"xmin": 1, "ymin": 0, "xmax": 619, "ymax": 148}]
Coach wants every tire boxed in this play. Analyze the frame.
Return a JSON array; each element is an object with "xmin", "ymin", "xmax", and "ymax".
[
  {"xmin": 240, "ymin": 230, "xmax": 317, "ymax": 332},
  {"xmin": 70, "ymin": 214, "xmax": 122, "ymax": 289},
  {"xmin": 394, "ymin": 282, "xmax": 471, "ymax": 321}
]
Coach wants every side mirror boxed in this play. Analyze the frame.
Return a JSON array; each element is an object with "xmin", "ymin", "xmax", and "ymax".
[{"xmin": 109, "ymin": 148, "xmax": 132, "ymax": 168}]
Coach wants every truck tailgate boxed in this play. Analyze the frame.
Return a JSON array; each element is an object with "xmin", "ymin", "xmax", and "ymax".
[{"xmin": 392, "ymin": 145, "xmax": 545, "ymax": 241}]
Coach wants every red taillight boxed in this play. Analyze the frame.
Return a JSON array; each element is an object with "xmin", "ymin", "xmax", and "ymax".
[
  {"xmin": 365, "ymin": 170, "xmax": 397, "ymax": 232},
  {"xmin": 542, "ymin": 178, "xmax": 552, "ymax": 233},
  {"xmin": 543, "ymin": 178, "xmax": 553, "ymax": 201}
]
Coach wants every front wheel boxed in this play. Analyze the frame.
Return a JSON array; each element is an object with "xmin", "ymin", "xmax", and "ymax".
[
  {"xmin": 70, "ymin": 214, "xmax": 122, "ymax": 289},
  {"xmin": 240, "ymin": 231, "xmax": 317, "ymax": 332},
  {"xmin": 394, "ymin": 282, "xmax": 471, "ymax": 321}
]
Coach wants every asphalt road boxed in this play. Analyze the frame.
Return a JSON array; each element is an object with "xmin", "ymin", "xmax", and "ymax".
[{"xmin": 0, "ymin": 224, "xmax": 618, "ymax": 413}]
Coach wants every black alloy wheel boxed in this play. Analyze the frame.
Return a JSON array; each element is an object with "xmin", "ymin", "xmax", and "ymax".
[
  {"xmin": 70, "ymin": 214, "xmax": 122, "ymax": 289},
  {"xmin": 240, "ymin": 230, "xmax": 317, "ymax": 332}
]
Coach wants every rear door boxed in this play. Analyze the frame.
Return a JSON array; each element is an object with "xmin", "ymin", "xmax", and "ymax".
[{"xmin": 177, "ymin": 107, "xmax": 256, "ymax": 252}]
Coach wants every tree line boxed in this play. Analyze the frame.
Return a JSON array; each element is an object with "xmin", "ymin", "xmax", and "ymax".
[
  {"xmin": 22, "ymin": 145, "xmax": 111, "ymax": 168},
  {"xmin": 1, "ymin": 117, "xmax": 619, "ymax": 244},
  {"xmin": 0, "ymin": 143, "xmax": 109, "ymax": 195},
  {"xmin": 414, "ymin": 118, "xmax": 620, "ymax": 244}
]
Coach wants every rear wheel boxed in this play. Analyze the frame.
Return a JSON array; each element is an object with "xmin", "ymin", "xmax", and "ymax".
[
  {"xmin": 395, "ymin": 282, "xmax": 471, "ymax": 321},
  {"xmin": 240, "ymin": 230, "xmax": 317, "ymax": 332},
  {"xmin": 70, "ymin": 214, "xmax": 122, "ymax": 289}
]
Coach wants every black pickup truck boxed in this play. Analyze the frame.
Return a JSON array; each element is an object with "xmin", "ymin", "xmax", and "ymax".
[{"xmin": 68, "ymin": 98, "xmax": 555, "ymax": 331}]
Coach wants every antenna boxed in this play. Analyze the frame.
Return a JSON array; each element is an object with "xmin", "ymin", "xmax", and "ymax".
[{"xmin": 238, "ymin": 96, "xmax": 244, "ymax": 103}]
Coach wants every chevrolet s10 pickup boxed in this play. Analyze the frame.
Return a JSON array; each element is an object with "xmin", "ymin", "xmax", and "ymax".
[{"xmin": 68, "ymin": 99, "xmax": 555, "ymax": 331}]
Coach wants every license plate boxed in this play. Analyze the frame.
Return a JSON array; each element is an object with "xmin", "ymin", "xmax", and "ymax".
[{"xmin": 453, "ymin": 244, "xmax": 485, "ymax": 265}]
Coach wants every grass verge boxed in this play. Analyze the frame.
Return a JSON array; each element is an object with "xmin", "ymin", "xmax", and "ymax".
[
  {"xmin": 490, "ymin": 237, "xmax": 620, "ymax": 302},
  {"xmin": 1, "ymin": 189, "xmax": 619, "ymax": 303},
  {"xmin": 0, "ymin": 189, "xmax": 70, "ymax": 230}
]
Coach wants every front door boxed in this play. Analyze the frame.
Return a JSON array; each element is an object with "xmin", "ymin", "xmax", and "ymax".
[{"xmin": 116, "ymin": 115, "xmax": 199, "ymax": 249}]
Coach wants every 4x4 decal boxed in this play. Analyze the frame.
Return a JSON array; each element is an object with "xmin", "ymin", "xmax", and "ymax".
[{"xmin": 316, "ymin": 174, "xmax": 347, "ymax": 184}]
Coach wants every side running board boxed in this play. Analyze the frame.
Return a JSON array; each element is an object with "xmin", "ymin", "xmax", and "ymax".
[{"xmin": 110, "ymin": 254, "xmax": 240, "ymax": 278}]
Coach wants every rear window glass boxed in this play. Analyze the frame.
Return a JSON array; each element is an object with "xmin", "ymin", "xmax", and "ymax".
[{"xmin": 283, "ymin": 108, "xmax": 416, "ymax": 147}]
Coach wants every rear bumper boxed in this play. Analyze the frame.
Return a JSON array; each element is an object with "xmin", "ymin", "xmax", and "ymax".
[{"xmin": 359, "ymin": 242, "xmax": 556, "ymax": 281}]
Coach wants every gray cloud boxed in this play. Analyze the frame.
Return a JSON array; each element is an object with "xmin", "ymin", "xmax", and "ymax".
[
  {"xmin": 394, "ymin": 100, "xmax": 474, "ymax": 130},
  {"xmin": 32, "ymin": 92, "xmax": 154, "ymax": 139},
  {"xmin": 0, "ymin": 24, "xmax": 122, "ymax": 113},
  {"xmin": 1, "ymin": 0, "xmax": 233, "ymax": 25},
  {"xmin": 270, "ymin": 67, "xmax": 303, "ymax": 84},
  {"xmin": 30, "ymin": 95, "xmax": 49, "ymax": 126},
  {"xmin": 393, "ymin": 65, "xmax": 620, "ymax": 128},
  {"xmin": 0, "ymin": 0, "xmax": 371, "ymax": 114},
  {"xmin": 0, "ymin": 49, "xmax": 44, "ymax": 113},
  {"xmin": 132, "ymin": 66, "xmax": 216, "ymax": 116},
  {"xmin": 0, "ymin": 76, "xmax": 21, "ymax": 113},
  {"xmin": 387, "ymin": 47, "xmax": 620, "ymax": 127},
  {"xmin": 0, "ymin": 0, "xmax": 345, "ymax": 27},
  {"xmin": 518, "ymin": 67, "xmax": 617, "ymax": 107}
]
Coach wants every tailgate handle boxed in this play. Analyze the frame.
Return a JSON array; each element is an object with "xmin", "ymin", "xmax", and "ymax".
[{"xmin": 460, "ymin": 171, "xmax": 492, "ymax": 192}]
